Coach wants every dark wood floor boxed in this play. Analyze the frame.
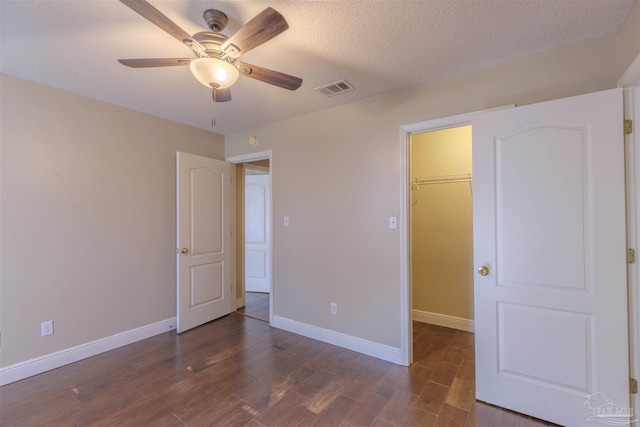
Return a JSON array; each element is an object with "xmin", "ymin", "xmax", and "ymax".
[
  {"xmin": 238, "ymin": 292, "xmax": 270, "ymax": 322},
  {"xmin": 0, "ymin": 315, "xmax": 557, "ymax": 426}
]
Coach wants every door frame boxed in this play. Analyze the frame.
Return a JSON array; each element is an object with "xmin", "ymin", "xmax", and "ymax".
[
  {"xmin": 622, "ymin": 82, "xmax": 640, "ymax": 417},
  {"xmin": 227, "ymin": 150, "xmax": 274, "ymax": 324},
  {"xmin": 617, "ymin": 54, "xmax": 640, "ymax": 417},
  {"xmin": 399, "ymin": 106, "xmax": 513, "ymax": 365}
]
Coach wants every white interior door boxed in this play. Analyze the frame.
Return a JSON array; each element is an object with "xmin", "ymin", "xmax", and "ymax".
[
  {"xmin": 176, "ymin": 152, "xmax": 231, "ymax": 333},
  {"xmin": 245, "ymin": 173, "xmax": 271, "ymax": 293},
  {"xmin": 473, "ymin": 88, "xmax": 630, "ymax": 426}
]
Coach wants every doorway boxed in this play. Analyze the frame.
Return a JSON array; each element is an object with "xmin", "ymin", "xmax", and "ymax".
[
  {"xmin": 410, "ymin": 126, "xmax": 474, "ymax": 333},
  {"xmin": 227, "ymin": 150, "xmax": 274, "ymax": 324},
  {"xmin": 240, "ymin": 161, "xmax": 271, "ymax": 321},
  {"xmin": 400, "ymin": 110, "xmax": 487, "ymax": 365}
]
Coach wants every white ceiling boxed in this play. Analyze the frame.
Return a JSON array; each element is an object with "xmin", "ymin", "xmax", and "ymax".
[{"xmin": 0, "ymin": 0, "xmax": 635, "ymax": 135}]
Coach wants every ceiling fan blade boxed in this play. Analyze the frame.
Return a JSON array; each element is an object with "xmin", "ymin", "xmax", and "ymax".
[
  {"xmin": 221, "ymin": 8, "xmax": 288, "ymax": 59},
  {"xmin": 119, "ymin": 0, "xmax": 204, "ymax": 53},
  {"xmin": 213, "ymin": 88, "xmax": 232, "ymax": 103},
  {"xmin": 237, "ymin": 62, "xmax": 302, "ymax": 91},
  {"xmin": 118, "ymin": 58, "xmax": 192, "ymax": 68}
]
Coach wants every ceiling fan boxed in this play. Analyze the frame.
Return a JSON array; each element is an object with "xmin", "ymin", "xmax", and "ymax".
[{"xmin": 117, "ymin": 0, "xmax": 303, "ymax": 103}]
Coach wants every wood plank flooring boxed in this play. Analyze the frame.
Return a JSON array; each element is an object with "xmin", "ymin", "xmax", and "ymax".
[
  {"xmin": 0, "ymin": 315, "xmax": 558, "ymax": 426},
  {"xmin": 238, "ymin": 292, "xmax": 270, "ymax": 322}
]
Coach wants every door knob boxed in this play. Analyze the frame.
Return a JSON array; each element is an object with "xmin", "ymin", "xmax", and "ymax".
[
  {"xmin": 478, "ymin": 265, "xmax": 490, "ymax": 276},
  {"xmin": 180, "ymin": 247, "xmax": 189, "ymax": 254}
]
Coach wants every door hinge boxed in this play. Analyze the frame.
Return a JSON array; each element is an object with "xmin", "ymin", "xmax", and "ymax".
[
  {"xmin": 625, "ymin": 119, "xmax": 633, "ymax": 136},
  {"xmin": 628, "ymin": 248, "xmax": 636, "ymax": 264},
  {"xmin": 631, "ymin": 378, "xmax": 638, "ymax": 394}
]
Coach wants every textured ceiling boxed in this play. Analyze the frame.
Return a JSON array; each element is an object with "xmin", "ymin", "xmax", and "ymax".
[{"xmin": 0, "ymin": 0, "xmax": 635, "ymax": 135}]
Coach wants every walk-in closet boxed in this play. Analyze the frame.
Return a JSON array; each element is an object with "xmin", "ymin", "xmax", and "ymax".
[{"xmin": 410, "ymin": 125, "xmax": 474, "ymax": 331}]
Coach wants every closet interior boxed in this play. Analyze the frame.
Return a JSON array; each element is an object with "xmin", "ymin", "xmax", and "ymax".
[{"xmin": 410, "ymin": 125, "xmax": 474, "ymax": 332}]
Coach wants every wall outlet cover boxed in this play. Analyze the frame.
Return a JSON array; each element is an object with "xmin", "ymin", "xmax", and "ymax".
[{"xmin": 41, "ymin": 320, "xmax": 53, "ymax": 337}]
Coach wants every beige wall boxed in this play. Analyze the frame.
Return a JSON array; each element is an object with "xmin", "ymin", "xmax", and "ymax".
[
  {"xmin": 225, "ymin": 36, "xmax": 618, "ymax": 350},
  {"xmin": 0, "ymin": 74, "xmax": 224, "ymax": 367},
  {"xmin": 618, "ymin": 0, "xmax": 640, "ymax": 80},
  {"xmin": 246, "ymin": 160, "xmax": 270, "ymax": 169},
  {"xmin": 411, "ymin": 127, "xmax": 473, "ymax": 320}
]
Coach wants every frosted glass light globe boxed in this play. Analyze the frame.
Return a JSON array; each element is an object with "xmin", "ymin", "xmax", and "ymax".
[{"xmin": 190, "ymin": 58, "xmax": 239, "ymax": 89}]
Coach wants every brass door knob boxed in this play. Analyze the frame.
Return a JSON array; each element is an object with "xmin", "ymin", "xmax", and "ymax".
[
  {"xmin": 478, "ymin": 265, "xmax": 490, "ymax": 276},
  {"xmin": 180, "ymin": 247, "xmax": 189, "ymax": 254}
]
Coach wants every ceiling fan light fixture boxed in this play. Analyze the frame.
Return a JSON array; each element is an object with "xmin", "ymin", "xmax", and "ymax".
[{"xmin": 190, "ymin": 58, "xmax": 239, "ymax": 89}]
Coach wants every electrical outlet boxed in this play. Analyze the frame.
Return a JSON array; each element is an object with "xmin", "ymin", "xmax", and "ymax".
[
  {"xmin": 41, "ymin": 320, "xmax": 53, "ymax": 337},
  {"xmin": 330, "ymin": 303, "xmax": 337, "ymax": 315}
]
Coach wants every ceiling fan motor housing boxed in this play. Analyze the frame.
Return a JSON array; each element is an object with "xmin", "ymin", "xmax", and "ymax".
[
  {"xmin": 203, "ymin": 9, "xmax": 228, "ymax": 33},
  {"xmin": 193, "ymin": 32, "xmax": 228, "ymax": 59}
]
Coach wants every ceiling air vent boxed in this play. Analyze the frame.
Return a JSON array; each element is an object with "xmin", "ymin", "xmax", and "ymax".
[{"xmin": 315, "ymin": 80, "xmax": 355, "ymax": 97}]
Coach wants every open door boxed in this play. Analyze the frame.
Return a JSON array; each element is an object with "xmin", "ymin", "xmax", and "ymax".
[
  {"xmin": 473, "ymin": 88, "xmax": 630, "ymax": 426},
  {"xmin": 176, "ymin": 152, "xmax": 231, "ymax": 333}
]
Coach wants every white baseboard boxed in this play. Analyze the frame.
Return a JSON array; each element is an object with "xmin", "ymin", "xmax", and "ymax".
[
  {"xmin": 413, "ymin": 309, "xmax": 474, "ymax": 332},
  {"xmin": 0, "ymin": 317, "xmax": 176, "ymax": 386},
  {"xmin": 271, "ymin": 315, "xmax": 402, "ymax": 365}
]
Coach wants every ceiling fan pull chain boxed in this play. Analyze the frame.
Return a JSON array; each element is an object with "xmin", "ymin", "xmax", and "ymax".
[{"xmin": 211, "ymin": 89, "xmax": 217, "ymax": 127}]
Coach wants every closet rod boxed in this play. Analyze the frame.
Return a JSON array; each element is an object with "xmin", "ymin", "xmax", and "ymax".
[{"xmin": 412, "ymin": 174, "xmax": 472, "ymax": 187}]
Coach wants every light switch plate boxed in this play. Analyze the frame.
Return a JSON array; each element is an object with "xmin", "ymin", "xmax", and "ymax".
[{"xmin": 389, "ymin": 216, "xmax": 397, "ymax": 230}]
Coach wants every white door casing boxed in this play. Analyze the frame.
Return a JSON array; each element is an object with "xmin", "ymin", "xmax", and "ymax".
[
  {"xmin": 176, "ymin": 152, "xmax": 231, "ymax": 333},
  {"xmin": 245, "ymin": 173, "xmax": 271, "ymax": 293},
  {"xmin": 473, "ymin": 88, "xmax": 629, "ymax": 426}
]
